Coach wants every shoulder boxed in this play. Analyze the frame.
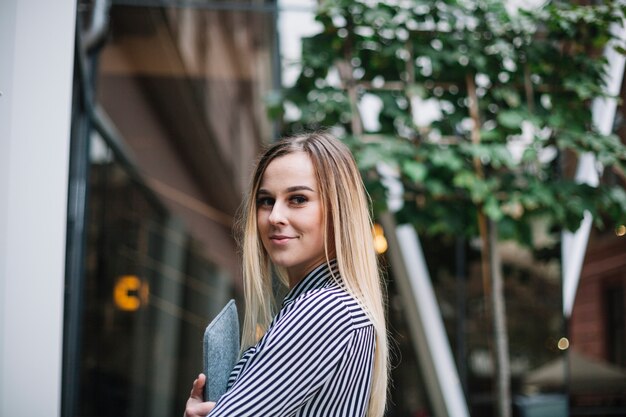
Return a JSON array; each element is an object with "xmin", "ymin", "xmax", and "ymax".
[
  {"xmin": 253, "ymin": 283, "xmax": 374, "ymax": 363},
  {"xmin": 285, "ymin": 284, "xmax": 373, "ymax": 331}
]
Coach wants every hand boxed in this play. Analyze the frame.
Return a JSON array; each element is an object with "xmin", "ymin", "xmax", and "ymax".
[{"xmin": 184, "ymin": 374, "xmax": 216, "ymax": 417}]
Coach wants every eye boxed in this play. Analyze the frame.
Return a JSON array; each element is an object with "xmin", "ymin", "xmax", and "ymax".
[
  {"xmin": 256, "ymin": 196, "xmax": 274, "ymax": 207},
  {"xmin": 290, "ymin": 195, "xmax": 308, "ymax": 205}
]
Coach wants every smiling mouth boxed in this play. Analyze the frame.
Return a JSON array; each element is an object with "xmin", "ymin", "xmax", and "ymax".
[{"xmin": 270, "ymin": 236, "xmax": 294, "ymax": 244}]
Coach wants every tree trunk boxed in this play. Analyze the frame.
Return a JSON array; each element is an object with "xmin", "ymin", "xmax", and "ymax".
[
  {"xmin": 467, "ymin": 73, "xmax": 512, "ymax": 417},
  {"xmin": 489, "ymin": 219, "xmax": 511, "ymax": 417}
]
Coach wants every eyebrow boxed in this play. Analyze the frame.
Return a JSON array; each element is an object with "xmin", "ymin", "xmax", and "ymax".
[{"xmin": 257, "ymin": 185, "xmax": 315, "ymax": 195}]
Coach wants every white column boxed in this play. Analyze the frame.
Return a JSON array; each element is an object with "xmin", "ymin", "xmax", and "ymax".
[
  {"xmin": 0, "ymin": 0, "xmax": 76, "ymax": 415},
  {"xmin": 381, "ymin": 213, "xmax": 470, "ymax": 417}
]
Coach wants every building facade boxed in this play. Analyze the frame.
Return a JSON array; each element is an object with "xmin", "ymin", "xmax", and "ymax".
[{"xmin": 1, "ymin": 1, "xmax": 277, "ymax": 416}]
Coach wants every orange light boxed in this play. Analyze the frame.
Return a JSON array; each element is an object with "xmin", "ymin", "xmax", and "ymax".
[
  {"xmin": 616, "ymin": 225, "xmax": 626, "ymax": 237},
  {"xmin": 372, "ymin": 223, "xmax": 388, "ymax": 254},
  {"xmin": 557, "ymin": 337, "xmax": 569, "ymax": 351},
  {"xmin": 114, "ymin": 275, "xmax": 149, "ymax": 311}
]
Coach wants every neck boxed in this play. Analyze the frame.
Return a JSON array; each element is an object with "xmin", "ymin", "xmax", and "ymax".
[{"xmin": 286, "ymin": 258, "xmax": 329, "ymax": 289}]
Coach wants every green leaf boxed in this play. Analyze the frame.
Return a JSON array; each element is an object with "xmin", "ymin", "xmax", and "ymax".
[
  {"xmin": 357, "ymin": 147, "xmax": 385, "ymax": 170},
  {"xmin": 430, "ymin": 148, "xmax": 465, "ymax": 171},
  {"xmin": 483, "ymin": 197, "xmax": 504, "ymax": 221},
  {"xmin": 497, "ymin": 110, "xmax": 525, "ymax": 129},
  {"xmin": 402, "ymin": 160, "xmax": 427, "ymax": 183},
  {"xmin": 453, "ymin": 171, "xmax": 476, "ymax": 188}
]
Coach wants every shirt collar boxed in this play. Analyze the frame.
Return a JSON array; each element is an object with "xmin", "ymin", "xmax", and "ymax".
[{"xmin": 282, "ymin": 259, "xmax": 339, "ymax": 306}]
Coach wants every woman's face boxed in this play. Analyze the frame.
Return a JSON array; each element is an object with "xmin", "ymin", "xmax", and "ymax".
[{"xmin": 256, "ymin": 151, "xmax": 326, "ymax": 286}]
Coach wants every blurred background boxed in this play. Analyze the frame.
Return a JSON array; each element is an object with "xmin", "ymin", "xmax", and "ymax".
[{"xmin": 1, "ymin": 1, "xmax": 625, "ymax": 417}]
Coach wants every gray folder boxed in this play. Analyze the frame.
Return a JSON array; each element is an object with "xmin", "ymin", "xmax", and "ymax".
[{"xmin": 203, "ymin": 299, "xmax": 240, "ymax": 402}]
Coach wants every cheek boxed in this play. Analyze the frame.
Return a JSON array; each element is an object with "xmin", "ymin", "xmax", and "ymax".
[
  {"xmin": 256, "ymin": 211, "xmax": 269, "ymax": 245},
  {"xmin": 256, "ymin": 209, "xmax": 267, "ymax": 229},
  {"xmin": 306, "ymin": 206, "xmax": 325, "ymax": 242}
]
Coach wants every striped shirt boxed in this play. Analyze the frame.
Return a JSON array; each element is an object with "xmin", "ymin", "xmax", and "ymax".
[{"xmin": 208, "ymin": 260, "xmax": 375, "ymax": 417}]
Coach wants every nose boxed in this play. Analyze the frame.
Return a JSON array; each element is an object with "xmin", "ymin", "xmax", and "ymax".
[{"xmin": 268, "ymin": 201, "xmax": 287, "ymax": 225}]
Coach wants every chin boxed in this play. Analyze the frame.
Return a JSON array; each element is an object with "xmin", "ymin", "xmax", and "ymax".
[{"xmin": 267, "ymin": 253, "xmax": 294, "ymax": 268}]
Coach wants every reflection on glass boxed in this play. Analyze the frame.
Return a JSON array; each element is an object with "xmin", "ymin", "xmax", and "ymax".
[
  {"xmin": 74, "ymin": 2, "xmax": 275, "ymax": 415},
  {"xmin": 79, "ymin": 133, "xmax": 232, "ymax": 417}
]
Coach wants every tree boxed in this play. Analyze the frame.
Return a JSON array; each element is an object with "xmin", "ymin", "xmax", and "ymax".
[{"xmin": 270, "ymin": 1, "xmax": 626, "ymax": 416}]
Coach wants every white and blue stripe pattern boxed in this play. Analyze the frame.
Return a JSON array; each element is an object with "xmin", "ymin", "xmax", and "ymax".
[{"xmin": 208, "ymin": 260, "xmax": 375, "ymax": 417}]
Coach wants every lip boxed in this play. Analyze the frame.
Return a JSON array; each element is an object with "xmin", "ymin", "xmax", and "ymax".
[{"xmin": 269, "ymin": 235, "xmax": 295, "ymax": 244}]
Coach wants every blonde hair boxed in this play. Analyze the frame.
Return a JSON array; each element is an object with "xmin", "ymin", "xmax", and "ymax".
[{"xmin": 238, "ymin": 131, "xmax": 388, "ymax": 417}]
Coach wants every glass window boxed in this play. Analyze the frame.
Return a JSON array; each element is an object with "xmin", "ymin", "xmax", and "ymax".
[
  {"xmin": 606, "ymin": 285, "xmax": 625, "ymax": 367},
  {"xmin": 79, "ymin": 132, "xmax": 233, "ymax": 417},
  {"xmin": 69, "ymin": 2, "xmax": 276, "ymax": 416}
]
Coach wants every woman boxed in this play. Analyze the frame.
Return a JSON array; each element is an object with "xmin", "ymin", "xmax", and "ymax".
[{"xmin": 184, "ymin": 131, "xmax": 388, "ymax": 417}]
